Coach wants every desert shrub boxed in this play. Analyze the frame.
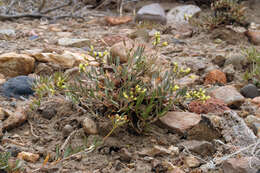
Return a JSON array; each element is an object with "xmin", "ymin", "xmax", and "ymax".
[
  {"xmin": 243, "ymin": 47, "xmax": 260, "ymax": 87},
  {"xmin": 190, "ymin": 0, "xmax": 247, "ymax": 30},
  {"xmin": 33, "ymin": 36, "xmax": 210, "ymax": 134}
]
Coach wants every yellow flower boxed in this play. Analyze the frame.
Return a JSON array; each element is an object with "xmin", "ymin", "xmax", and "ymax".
[
  {"xmin": 162, "ymin": 41, "xmax": 168, "ymax": 46},
  {"xmin": 123, "ymin": 92, "xmax": 129, "ymax": 99},
  {"xmin": 172, "ymin": 85, "xmax": 179, "ymax": 91}
]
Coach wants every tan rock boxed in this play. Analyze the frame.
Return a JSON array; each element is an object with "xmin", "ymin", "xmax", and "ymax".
[
  {"xmin": 33, "ymin": 51, "xmax": 92, "ymax": 68},
  {"xmin": 246, "ymin": 30, "xmax": 260, "ymax": 45},
  {"xmin": 110, "ymin": 39, "xmax": 167, "ymax": 65},
  {"xmin": 0, "ymin": 107, "xmax": 5, "ymax": 120},
  {"xmin": 184, "ymin": 155, "xmax": 200, "ymax": 168},
  {"xmin": 0, "ymin": 52, "xmax": 35, "ymax": 77},
  {"xmin": 17, "ymin": 151, "xmax": 40, "ymax": 163},
  {"xmin": 2, "ymin": 107, "xmax": 27, "ymax": 131},
  {"xmin": 159, "ymin": 111, "xmax": 201, "ymax": 134},
  {"xmin": 82, "ymin": 117, "xmax": 98, "ymax": 135}
]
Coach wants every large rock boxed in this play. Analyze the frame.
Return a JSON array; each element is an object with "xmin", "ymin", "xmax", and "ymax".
[
  {"xmin": 135, "ymin": 3, "xmax": 167, "ymax": 25},
  {"xmin": 222, "ymin": 157, "xmax": 259, "ymax": 173},
  {"xmin": 82, "ymin": 117, "xmax": 98, "ymax": 135},
  {"xmin": 159, "ymin": 111, "xmax": 201, "ymax": 134},
  {"xmin": 0, "ymin": 53, "xmax": 35, "ymax": 77},
  {"xmin": 167, "ymin": 5, "xmax": 201, "ymax": 25},
  {"xmin": 0, "ymin": 76, "xmax": 35, "ymax": 99},
  {"xmin": 210, "ymin": 85, "xmax": 245, "ymax": 107},
  {"xmin": 32, "ymin": 51, "xmax": 92, "ymax": 68}
]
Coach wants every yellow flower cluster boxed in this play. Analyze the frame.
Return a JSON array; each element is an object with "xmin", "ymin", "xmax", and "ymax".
[
  {"xmin": 123, "ymin": 85, "xmax": 147, "ymax": 100},
  {"xmin": 79, "ymin": 63, "xmax": 89, "ymax": 72},
  {"xmin": 185, "ymin": 88, "xmax": 210, "ymax": 102},
  {"xmin": 109, "ymin": 114, "xmax": 128, "ymax": 125},
  {"xmin": 173, "ymin": 62, "xmax": 191, "ymax": 74},
  {"xmin": 89, "ymin": 45, "xmax": 108, "ymax": 59},
  {"xmin": 152, "ymin": 32, "xmax": 168, "ymax": 47},
  {"xmin": 56, "ymin": 76, "xmax": 66, "ymax": 89}
]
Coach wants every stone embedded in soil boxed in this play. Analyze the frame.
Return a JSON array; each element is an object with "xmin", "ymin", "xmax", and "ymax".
[
  {"xmin": 138, "ymin": 145, "xmax": 175, "ymax": 157},
  {"xmin": 82, "ymin": 117, "xmax": 98, "ymax": 135},
  {"xmin": 178, "ymin": 140, "xmax": 215, "ymax": 156},
  {"xmin": 0, "ymin": 52, "xmax": 35, "ymax": 77},
  {"xmin": 58, "ymin": 38, "xmax": 90, "ymax": 47},
  {"xmin": 187, "ymin": 114, "xmax": 222, "ymax": 141},
  {"xmin": 0, "ymin": 76, "xmax": 35, "ymax": 99},
  {"xmin": 166, "ymin": 5, "xmax": 201, "ymax": 25},
  {"xmin": 245, "ymin": 29, "xmax": 260, "ymax": 45},
  {"xmin": 184, "ymin": 155, "xmax": 200, "ymax": 168},
  {"xmin": 240, "ymin": 84, "xmax": 260, "ymax": 99},
  {"xmin": 159, "ymin": 111, "xmax": 201, "ymax": 134},
  {"xmin": 17, "ymin": 151, "xmax": 40, "ymax": 163},
  {"xmin": 252, "ymin": 96, "xmax": 260, "ymax": 105},
  {"xmin": 222, "ymin": 157, "xmax": 259, "ymax": 173},
  {"xmin": 62, "ymin": 124, "xmax": 74, "ymax": 137},
  {"xmin": 189, "ymin": 98, "xmax": 230, "ymax": 114},
  {"xmin": 212, "ymin": 53, "xmax": 226, "ymax": 67},
  {"xmin": 210, "ymin": 85, "xmax": 245, "ymax": 107},
  {"xmin": 135, "ymin": 3, "xmax": 167, "ymax": 25},
  {"xmin": 204, "ymin": 69, "xmax": 227, "ymax": 85},
  {"xmin": 2, "ymin": 107, "xmax": 27, "ymax": 131}
]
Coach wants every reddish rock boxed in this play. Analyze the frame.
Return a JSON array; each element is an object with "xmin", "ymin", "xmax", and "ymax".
[
  {"xmin": 159, "ymin": 112, "xmax": 201, "ymax": 134},
  {"xmin": 204, "ymin": 69, "xmax": 227, "ymax": 85},
  {"xmin": 105, "ymin": 16, "xmax": 132, "ymax": 26},
  {"xmin": 245, "ymin": 30, "xmax": 260, "ymax": 45},
  {"xmin": 189, "ymin": 98, "xmax": 230, "ymax": 114}
]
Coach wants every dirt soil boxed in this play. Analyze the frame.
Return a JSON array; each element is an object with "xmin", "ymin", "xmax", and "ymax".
[{"xmin": 0, "ymin": 0, "xmax": 260, "ymax": 173}]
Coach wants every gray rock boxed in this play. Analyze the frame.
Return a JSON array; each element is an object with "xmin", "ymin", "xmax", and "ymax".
[
  {"xmin": 224, "ymin": 53, "xmax": 248, "ymax": 70},
  {"xmin": 135, "ymin": 3, "xmax": 166, "ymax": 25},
  {"xmin": 58, "ymin": 38, "xmax": 90, "ymax": 47},
  {"xmin": 210, "ymin": 85, "xmax": 245, "ymax": 107},
  {"xmin": 0, "ymin": 29, "xmax": 16, "ymax": 37},
  {"xmin": 240, "ymin": 84, "xmax": 260, "ymax": 98},
  {"xmin": 178, "ymin": 140, "xmax": 215, "ymax": 156},
  {"xmin": 0, "ymin": 76, "xmax": 35, "ymax": 99},
  {"xmin": 62, "ymin": 124, "xmax": 74, "ymax": 137},
  {"xmin": 167, "ymin": 5, "xmax": 201, "ymax": 24}
]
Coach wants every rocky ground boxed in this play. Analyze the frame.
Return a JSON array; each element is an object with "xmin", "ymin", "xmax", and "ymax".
[{"xmin": 0, "ymin": 0, "xmax": 260, "ymax": 173}]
